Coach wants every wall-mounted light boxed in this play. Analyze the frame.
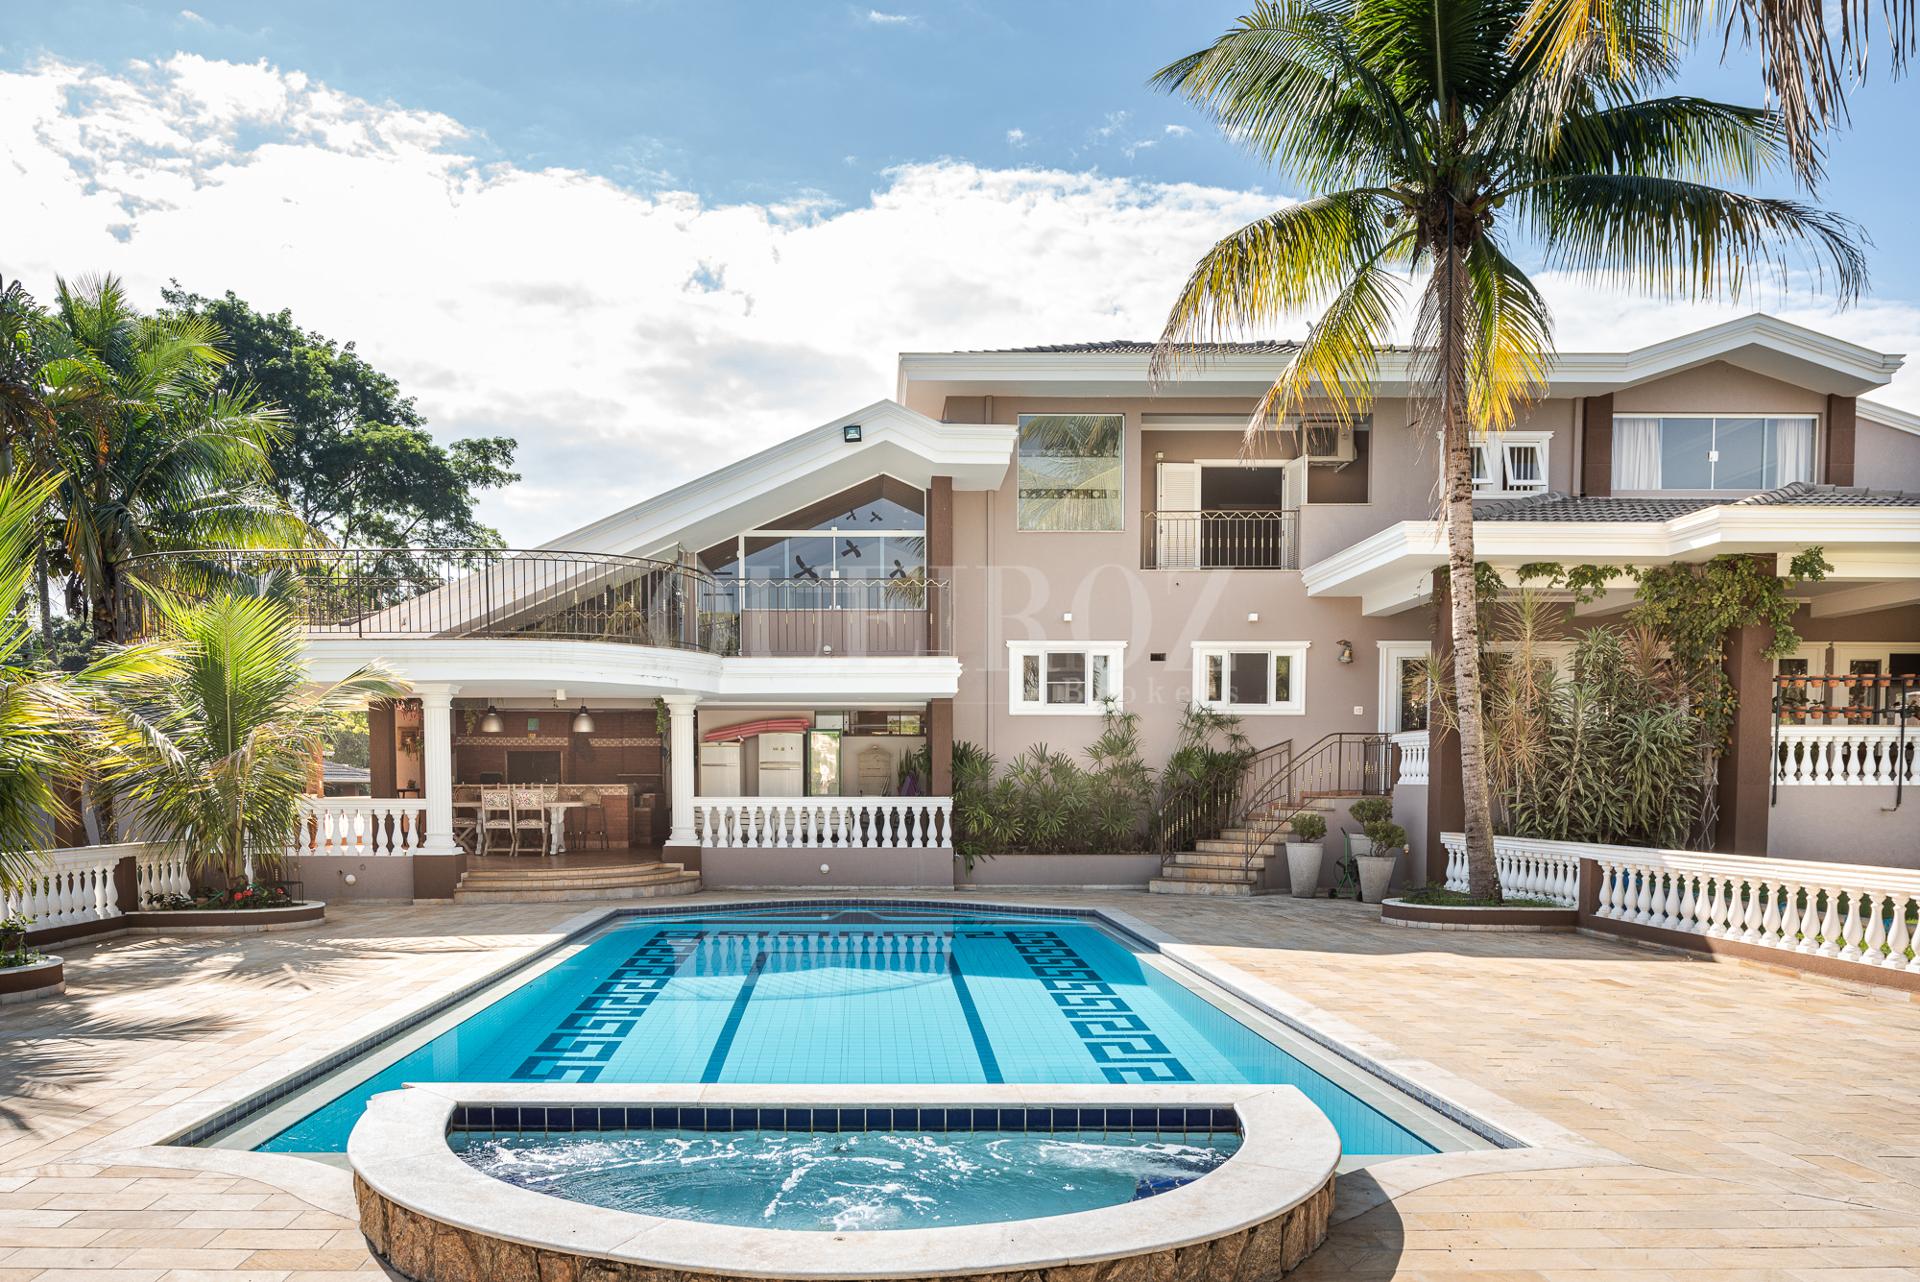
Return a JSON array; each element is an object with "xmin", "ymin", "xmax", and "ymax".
[
  {"xmin": 571, "ymin": 704, "xmax": 596, "ymax": 734},
  {"xmin": 1247, "ymin": 612, "xmax": 1260, "ymax": 624},
  {"xmin": 1337, "ymin": 639, "xmax": 1355, "ymax": 665},
  {"xmin": 1062, "ymin": 611, "xmax": 1073, "ymax": 623},
  {"xmin": 479, "ymin": 705, "xmax": 504, "ymax": 734},
  {"xmin": 842, "ymin": 423, "xmax": 863, "ymax": 443}
]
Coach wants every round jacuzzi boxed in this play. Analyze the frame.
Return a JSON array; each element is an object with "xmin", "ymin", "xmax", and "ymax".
[{"xmin": 349, "ymin": 1083, "xmax": 1339, "ymax": 1281}]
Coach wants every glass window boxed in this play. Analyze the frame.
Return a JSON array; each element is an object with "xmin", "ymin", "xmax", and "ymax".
[
  {"xmin": 1192, "ymin": 643, "xmax": 1308, "ymax": 714},
  {"xmin": 1613, "ymin": 416, "xmax": 1816, "ymax": 490},
  {"xmin": 1018, "ymin": 414, "xmax": 1124, "ymax": 531},
  {"xmin": 1470, "ymin": 434, "xmax": 1550, "ymax": 496},
  {"xmin": 1397, "ymin": 659, "xmax": 1429, "ymax": 731},
  {"xmin": 1008, "ymin": 642, "xmax": 1126, "ymax": 714}
]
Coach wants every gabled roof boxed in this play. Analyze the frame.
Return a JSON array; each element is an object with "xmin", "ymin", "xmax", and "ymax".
[
  {"xmin": 541, "ymin": 398, "xmax": 1014, "ymax": 559},
  {"xmin": 1475, "ymin": 482, "xmax": 1920, "ymax": 522},
  {"xmin": 899, "ymin": 313, "xmax": 1905, "ymax": 400}
]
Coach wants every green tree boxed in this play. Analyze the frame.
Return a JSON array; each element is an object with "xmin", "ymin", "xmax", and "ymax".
[
  {"xmin": 160, "ymin": 287, "xmax": 519, "ymax": 548},
  {"xmin": 1152, "ymin": 0, "xmax": 1862, "ymax": 899},
  {"xmin": 37, "ymin": 275, "xmax": 306, "ymax": 645},
  {"xmin": 90, "ymin": 590, "xmax": 405, "ymax": 886}
]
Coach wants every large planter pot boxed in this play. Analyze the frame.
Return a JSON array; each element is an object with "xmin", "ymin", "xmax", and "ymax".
[
  {"xmin": 0, "ymin": 955, "xmax": 64, "ymax": 1005},
  {"xmin": 1356, "ymin": 852, "xmax": 1399, "ymax": 904},
  {"xmin": 1285, "ymin": 842, "xmax": 1325, "ymax": 899}
]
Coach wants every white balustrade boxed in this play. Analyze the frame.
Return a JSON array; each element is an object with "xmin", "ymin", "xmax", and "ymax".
[
  {"xmin": 4, "ymin": 843, "xmax": 142, "ymax": 933},
  {"xmin": 1774, "ymin": 725, "xmax": 1917, "ymax": 786},
  {"xmin": 1441, "ymin": 831, "xmax": 1920, "ymax": 973},
  {"xmin": 694, "ymin": 796, "xmax": 954, "ymax": 850},
  {"xmin": 291, "ymin": 797, "xmax": 428, "ymax": 856},
  {"xmin": 1392, "ymin": 731, "xmax": 1430, "ymax": 786},
  {"xmin": 134, "ymin": 845, "xmax": 191, "ymax": 903},
  {"xmin": 1439, "ymin": 833, "xmax": 1580, "ymax": 906}
]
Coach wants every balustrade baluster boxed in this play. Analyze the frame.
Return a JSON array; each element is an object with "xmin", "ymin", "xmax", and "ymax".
[
  {"xmin": 1861, "ymin": 889, "xmax": 1888, "ymax": 965},
  {"xmin": 1836, "ymin": 889, "xmax": 1863, "ymax": 961},
  {"xmin": 1792, "ymin": 884, "xmax": 1819, "ymax": 953},
  {"xmin": 1883, "ymin": 894, "xmax": 1910, "ymax": 969}
]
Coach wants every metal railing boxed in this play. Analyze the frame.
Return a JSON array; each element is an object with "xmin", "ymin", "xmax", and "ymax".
[
  {"xmin": 120, "ymin": 549, "xmax": 952, "ymax": 657},
  {"xmin": 1142, "ymin": 510, "xmax": 1298, "ymax": 570},
  {"xmin": 1160, "ymin": 732, "xmax": 1395, "ymax": 879}
]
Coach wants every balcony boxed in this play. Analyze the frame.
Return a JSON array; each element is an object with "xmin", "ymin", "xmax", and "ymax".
[
  {"xmin": 1141, "ymin": 510, "xmax": 1298, "ymax": 570},
  {"xmin": 121, "ymin": 549, "xmax": 953, "ymax": 658}
]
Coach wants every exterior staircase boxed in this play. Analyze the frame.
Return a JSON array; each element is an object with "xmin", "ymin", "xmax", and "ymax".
[
  {"xmin": 453, "ymin": 859, "xmax": 700, "ymax": 903},
  {"xmin": 1149, "ymin": 800, "xmax": 1333, "ymax": 896}
]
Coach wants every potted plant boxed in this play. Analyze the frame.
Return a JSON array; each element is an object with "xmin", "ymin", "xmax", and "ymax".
[
  {"xmin": 1284, "ymin": 811, "xmax": 1326, "ymax": 899},
  {"xmin": 1357, "ymin": 820, "xmax": 1408, "ymax": 904},
  {"xmin": 1345, "ymin": 798, "xmax": 1396, "ymax": 856}
]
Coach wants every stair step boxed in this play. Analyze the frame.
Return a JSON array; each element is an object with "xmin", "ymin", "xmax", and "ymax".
[
  {"xmin": 1148, "ymin": 877, "xmax": 1259, "ymax": 897},
  {"xmin": 1173, "ymin": 851, "xmax": 1271, "ymax": 869},
  {"xmin": 454, "ymin": 872, "xmax": 701, "ymax": 903},
  {"xmin": 1155, "ymin": 864, "xmax": 1259, "ymax": 884},
  {"xmin": 1193, "ymin": 839, "xmax": 1275, "ymax": 856},
  {"xmin": 460, "ymin": 867, "xmax": 686, "ymax": 884}
]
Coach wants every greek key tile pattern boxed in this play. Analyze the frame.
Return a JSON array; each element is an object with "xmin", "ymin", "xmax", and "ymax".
[
  {"xmin": 998, "ymin": 929, "xmax": 1194, "ymax": 1084},
  {"xmin": 515, "ymin": 929, "xmax": 706, "ymax": 1081}
]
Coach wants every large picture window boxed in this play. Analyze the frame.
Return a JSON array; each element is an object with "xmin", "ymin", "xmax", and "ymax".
[
  {"xmin": 1007, "ymin": 641, "xmax": 1125, "ymax": 715},
  {"xmin": 1191, "ymin": 642, "xmax": 1308, "ymax": 715},
  {"xmin": 1612, "ymin": 415, "xmax": 1816, "ymax": 491},
  {"xmin": 1017, "ymin": 414, "xmax": 1124, "ymax": 531}
]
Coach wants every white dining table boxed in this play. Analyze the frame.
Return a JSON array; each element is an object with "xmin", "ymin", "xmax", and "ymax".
[{"xmin": 543, "ymin": 800, "xmax": 586, "ymax": 854}]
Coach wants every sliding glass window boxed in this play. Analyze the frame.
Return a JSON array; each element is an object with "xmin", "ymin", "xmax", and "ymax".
[{"xmin": 1611, "ymin": 415, "xmax": 1816, "ymax": 491}]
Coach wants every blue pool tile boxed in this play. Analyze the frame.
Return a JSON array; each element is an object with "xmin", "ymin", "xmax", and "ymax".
[
  {"xmin": 865, "ymin": 1108, "xmax": 891, "ymax": 1130},
  {"xmin": 997, "ymin": 1108, "xmax": 1025, "ymax": 1131},
  {"xmin": 495, "ymin": 1106, "xmax": 521, "ymax": 1132},
  {"xmin": 920, "ymin": 1108, "xmax": 946, "ymax": 1132},
  {"xmin": 837, "ymin": 1108, "xmax": 864, "ymax": 1132}
]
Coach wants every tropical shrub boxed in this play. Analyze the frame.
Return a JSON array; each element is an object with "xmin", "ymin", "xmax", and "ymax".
[
  {"xmin": 949, "ymin": 705, "xmax": 1158, "ymax": 865},
  {"xmin": 1151, "ymin": 706, "xmax": 1253, "ymax": 853},
  {"xmin": 1362, "ymin": 820, "xmax": 1408, "ymax": 853},
  {"xmin": 90, "ymin": 589, "xmax": 405, "ymax": 885},
  {"xmin": 1347, "ymin": 797, "xmax": 1394, "ymax": 827}
]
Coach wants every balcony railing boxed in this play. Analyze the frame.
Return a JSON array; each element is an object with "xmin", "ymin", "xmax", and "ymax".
[
  {"xmin": 122, "ymin": 549, "xmax": 952, "ymax": 657},
  {"xmin": 1141, "ymin": 510, "xmax": 1298, "ymax": 570}
]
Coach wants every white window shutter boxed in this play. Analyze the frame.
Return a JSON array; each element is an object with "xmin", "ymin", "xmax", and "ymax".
[{"xmin": 1155, "ymin": 462, "xmax": 1201, "ymax": 569}]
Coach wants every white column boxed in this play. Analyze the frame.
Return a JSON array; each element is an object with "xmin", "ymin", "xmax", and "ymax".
[
  {"xmin": 417, "ymin": 684, "xmax": 461, "ymax": 856},
  {"xmin": 665, "ymin": 694, "xmax": 701, "ymax": 846}
]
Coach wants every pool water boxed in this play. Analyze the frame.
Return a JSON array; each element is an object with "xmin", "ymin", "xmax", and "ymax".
[
  {"xmin": 453, "ymin": 1127, "xmax": 1241, "ymax": 1231},
  {"xmin": 253, "ymin": 907, "xmax": 1434, "ymax": 1156}
]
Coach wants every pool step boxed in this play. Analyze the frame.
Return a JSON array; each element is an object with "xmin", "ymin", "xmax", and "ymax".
[
  {"xmin": 1147, "ymin": 873, "xmax": 1260, "ymax": 896},
  {"xmin": 453, "ymin": 862, "xmax": 701, "ymax": 903}
]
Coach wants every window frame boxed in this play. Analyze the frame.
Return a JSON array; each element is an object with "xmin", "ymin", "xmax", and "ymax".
[
  {"xmin": 1006, "ymin": 641, "xmax": 1127, "ymax": 716},
  {"xmin": 1608, "ymin": 413, "xmax": 1819, "ymax": 494},
  {"xmin": 1190, "ymin": 641, "xmax": 1309, "ymax": 716},
  {"xmin": 1015, "ymin": 412, "xmax": 1126, "ymax": 533},
  {"xmin": 1376, "ymin": 641, "xmax": 1431, "ymax": 733},
  {"xmin": 1468, "ymin": 431, "xmax": 1551, "ymax": 498}
]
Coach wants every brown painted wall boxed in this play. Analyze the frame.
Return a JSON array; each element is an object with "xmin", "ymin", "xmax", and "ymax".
[
  {"xmin": 1855, "ymin": 419, "xmax": 1920, "ymax": 490},
  {"xmin": 1580, "ymin": 394, "xmax": 1613, "ymax": 496},
  {"xmin": 1825, "ymin": 394, "xmax": 1856, "ymax": 486}
]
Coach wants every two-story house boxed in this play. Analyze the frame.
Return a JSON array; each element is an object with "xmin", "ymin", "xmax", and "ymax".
[{"xmin": 237, "ymin": 313, "xmax": 1920, "ymax": 900}]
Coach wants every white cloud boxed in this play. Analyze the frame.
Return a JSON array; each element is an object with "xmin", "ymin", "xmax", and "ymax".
[
  {"xmin": 863, "ymin": 9, "xmax": 915, "ymax": 24},
  {"xmin": 1164, "ymin": 124, "xmax": 1191, "ymax": 137},
  {"xmin": 179, "ymin": 9, "xmax": 206, "ymax": 23},
  {"xmin": 1004, "ymin": 127, "xmax": 1026, "ymax": 148},
  {"xmin": 4, "ymin": 54, "xmax": 1911, "ymax": 544}
]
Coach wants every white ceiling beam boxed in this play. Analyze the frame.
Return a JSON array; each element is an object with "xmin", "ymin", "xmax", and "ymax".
[{"xmin": 1807, "ymin": 580, "xmax": 1920, "ymax": 618}]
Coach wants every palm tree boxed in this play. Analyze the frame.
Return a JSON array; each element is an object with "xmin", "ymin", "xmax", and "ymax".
[
  {"xmin": 1517, "ymin": 0, "xmax": 1913, "ymax": 182},
  {"xmin": 0, "ymin": 470, "xmax": 84, "ymax": 892},
  {"xmin": 89, "ymin": 590, "xmax": 405, "ymax": 888},
  {"xmin": 1152, "ymin": 0, "xmax": 1863, "ymax": 898},
  {"xmin": 36, "ymin": 274, "xmax": 307, "ymax": 646}
]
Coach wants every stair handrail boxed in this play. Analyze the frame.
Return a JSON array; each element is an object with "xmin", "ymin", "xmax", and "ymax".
[{"xmin": 1163, "ymin": 731, "xmax": 1396, "ymax": 881}]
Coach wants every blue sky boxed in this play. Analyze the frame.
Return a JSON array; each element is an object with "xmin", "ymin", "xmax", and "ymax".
[{"xmin": 5, "ymin": 2, "xmax": 1916, "ymax": 542}]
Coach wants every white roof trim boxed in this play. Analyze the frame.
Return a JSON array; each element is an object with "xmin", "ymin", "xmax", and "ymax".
[
  {"xmin": 544, "ymin": 399, "xmax": 1013, "ymax": 559},
  {"xmin": 1859, "ymin": 397, "xmax": 1920, "ymax": 438},
  {"xmin": 1303, "ymin": 505, "xmax": 1920, "ymax": 616},
  {"xmin": 898, "ymin": 313, "xmax": 1904, "ymax": 399}
]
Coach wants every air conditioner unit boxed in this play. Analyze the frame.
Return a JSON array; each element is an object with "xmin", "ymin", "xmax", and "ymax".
[{"xmin": 1300, "ymin": 419, "xmax": 1356, "ymax": 464}]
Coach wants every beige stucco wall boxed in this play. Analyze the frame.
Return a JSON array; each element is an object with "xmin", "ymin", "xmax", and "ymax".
[
  {"xmin": 1612, "ymin": 362, "xmax": 1829, "ymax": 416},
  {"xmin": 1856, "ymin": 419, "xmax": 1920, "ymax": 491}
]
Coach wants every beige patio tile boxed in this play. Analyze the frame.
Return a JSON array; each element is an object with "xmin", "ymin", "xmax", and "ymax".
[{"xmin": 4, "ymin": 892, "xmax": 1918, "ymax": 1277}]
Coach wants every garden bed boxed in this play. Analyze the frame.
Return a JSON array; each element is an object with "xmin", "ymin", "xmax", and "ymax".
[
  {"xmin": 0, "ymin": 955, "xmax": 65, "ymax": 1004},
  {"xmin": 128, "ymin": 900, "xmax": 326, "ymax": 934},
  {"xmin": 1381, "ymin": 889, "xmax": 1576, "ymax": 932}
]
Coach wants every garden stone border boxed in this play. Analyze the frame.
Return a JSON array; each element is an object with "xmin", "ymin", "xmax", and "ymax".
[
  {"xmin": 0, "ymin": 955, "xmax": 64, "ymax": 1004},
  {"xmin": 127, "ymin": 900, "xmax": 326, "ymax": 934},
  {"xmin": 1380, "ymin": 898, "xmax": 1577, "ymax": 931}
]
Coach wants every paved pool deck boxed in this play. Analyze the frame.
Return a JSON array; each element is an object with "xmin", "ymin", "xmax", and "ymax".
[{"xmin": 2, "ymin": 890, "xmax": 1917, "ymax": 1280}]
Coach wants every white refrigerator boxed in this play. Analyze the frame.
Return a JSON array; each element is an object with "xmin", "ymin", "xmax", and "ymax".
[{"xmin": 756, "ymin": 733, "xmax": 804, "ymax": 797}]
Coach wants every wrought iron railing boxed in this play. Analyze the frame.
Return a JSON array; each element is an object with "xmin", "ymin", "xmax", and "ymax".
[
  {"xmin": 121, "ymin": 549, "xmax": 952, "ymax": 657},
  {"xmin": 1772, "ymin": 672, "xmax": 1920, "ymax": 727},
  {"xmin": 1151, "ymin": 740, "xmax": 1291, "ymax": 855},
  {"xmin": 1141, "ymin": 510, "xmax": 1298, "ymax": 570},
  {"xmin": 1159, "ymin": 731, "xmax": 1395, "ymax": 879}
]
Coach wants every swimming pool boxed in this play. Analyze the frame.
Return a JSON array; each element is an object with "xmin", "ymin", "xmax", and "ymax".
[{"xmin": 241, "ymin": 905, "xmax": 1452, "ymax": 1156}]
